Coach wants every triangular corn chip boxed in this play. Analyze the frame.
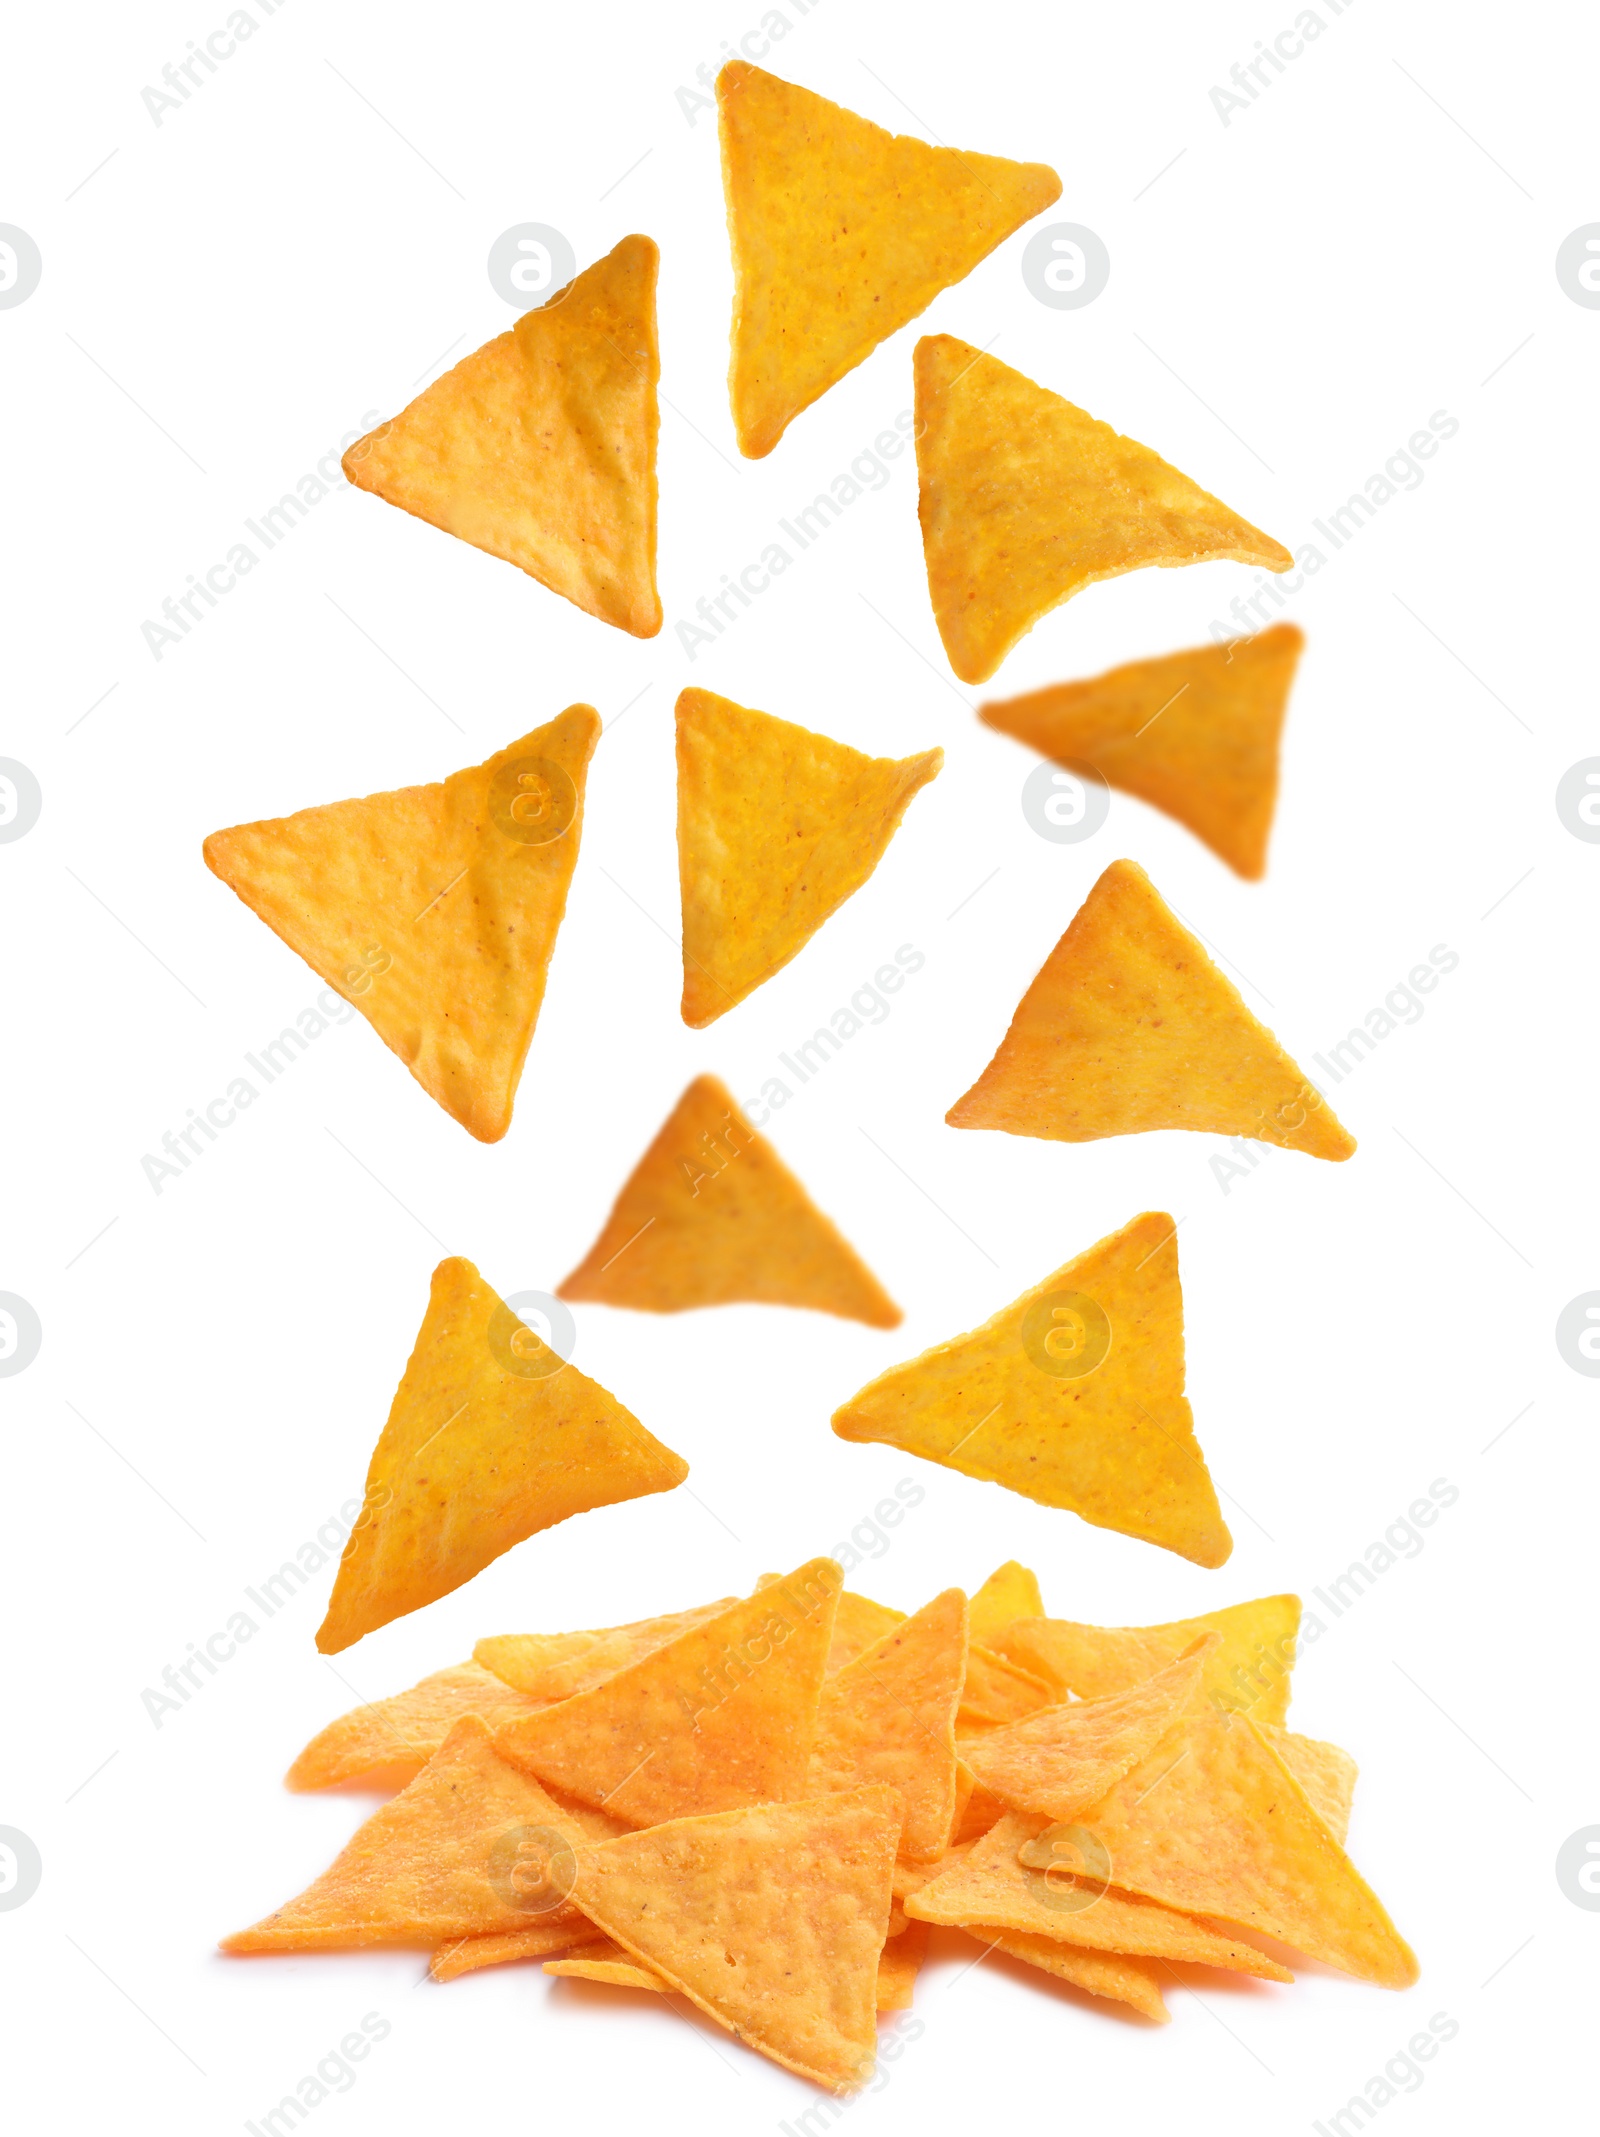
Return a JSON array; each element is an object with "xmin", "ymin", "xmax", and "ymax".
[
  {"xmin": 809, "ymin": 1589, "xmax": 967, "ymax": 1861},
  {"xmin": 474, "ymin": 1599, "xmax": 737, "ymax": 1701},
  {"xmin": 970, "ymin": 1928, "xmax": 1170, "ymax": 2020},
  {"xmin": 969, "ymin": 1562, "xmax": 1045, "ymax": 1645},
  {"xmin": 560, "ymin": 1075, "xmax": 900, "ymax": 1326},
  {"xmin": 676, "ymin": 688, "xmax": 941, "ymax": 1026},
  {"xmin": 203, "ymin": 706, "xmax": 599, "ymax": 1142},
  {"xmin": 914, "ymin": 335, "xmax": 1293, "ymax": 683},
  {"xmin": 495, "ymin": 1559, "xmax": 842, "ymax": 1825},
  {"xmin": 343, "ymin": 234, "xmax": 660, "ymax": 634},
  {"xmin": 874, "ymin": 1920, "xmax": 929, "ymax": 2011},
  {"xmin": 544, "ymin": 1927, "xmax": 930, "ymax": 2013},
  {"xmin": 959, "ymin": 1643, "xmax": 1055, "ymax": 1732},
  {"xmin": 980, "ymin": 625, "xmax": 1305, "ymax": 879},
  {"xmin": 316, "ymin": 1257, "xmax": 688, "ymax": 1652},
  {"xmin": 832, "ymin": 1211, "xmax": 1232, "ymax": 1567},
  {"xmin": 572, "ymin": 1786, "xmax": 900, "ymax": 2090},
  {"xmin": 1260, "ymin": 1724, "xmax": 1356, "ymax": 1845},
  {"xmin": 222, "ymin": 1717, "xmax": 592, "ymax": 1952},
  {"xmin": 828, "ymin": 1589, "xmax": 907, "ymax": 1672},
  {"xmin": 718, "ymin": 63, "xmax": 1059, "ymax": 457},
  {"xmin": 961, "ymin": 1638, "xmax": 1217, "ymax": 1823},
  {"xmin": 993, "ymin": 1593, "xmax": 1301, "ymax": 1728},
  {"xmin": 286, "ymin": 1662, "xmax": 547, "ymax": 1791},
  {"xmin": 431, "ymin": 1923, "xmax": 597, "ymax": 1981},
  {"xmin": 1080, "ymin": 1714, "xmax": 1417, "ymax": 1986},
  {"xmin": 946, "ymin": 858, "xmax": 1356, "ymax": 1159},
  {"xmin": 546, "ymin": 1938, "xmax": 666, "ymax": 1990},
  {"xmin": 906, "ymin": 1809, "xmax": 1290, "ymax": 1981}
]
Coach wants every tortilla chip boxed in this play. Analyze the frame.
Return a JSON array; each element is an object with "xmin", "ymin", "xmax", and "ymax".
[
  {"xmin": 316, "ymin": 1257, "xmax": 688, "ymax": 1652},
  {"xmin": 343, "ymin": 234, "xmax": 660, "ymax": 635},
  {"xmin": 572, "ymin": 1786, "xmax": 900, "ymax": 2090},
  {"xmin": 892, "ymin": 1841, "xmax": 976, "ymax": 1907},
  {"xmin": 953, "ymin": 1771, "xmax": 1007, "ymax": 1844},
  {"xmin": 222, "ymin": 1717, "xmax": 592, "ymax": 1952},
  {"xmin": 1260, "ymin": 1724, "xmax": 1357, "ymax": 1845},
  {"xmin": 994, "ymin": 1593, "xmax": 1301, "ymax": 1727},
  {"xmin": 968, "ymin": 1562, "xmax": 1045, "ymax": 1645},
  {"xmin": 718, "ymin": 63, "xmax": 1059, "ymax": 457},
  {"xmin": 203, "ymin": 706, "xmax": 599, "ymax": 1142},
  {"xmin": 431, "ymin": 1924, "xmax": 598, "ymax": 1981},
  {"xmin": 1080, "ymin": 1714, "xmax": 1417, "ymax": 1986},
  {"xmin": 545, "ymin": 1925, "xmax": 929, "ymax": 2013},
  {"xmin": 495, "ymin": 1559, "xmax": 842, "ymax": 1825},
  {"xmin": 286, "ymin": 1662, "xmax": 547, "ymax": 1791},
  {"xmin": 961, "ymin": 1639, "xmax": 1218, "ymax": 1823},
  {"xmin": 832, "ymin": 1211, "xmax": 1231, "ymax": 1567},
  {"xmin": 546, "ymin": 1938, "xmax": 666, "ymax": 1991},
  {"xmin": 970, "ymin": 1928, "xmax": 1169, "ymax": 2020},
  {"xmin": 914, "ymin": 335, "xmax": 1292, "ymax": 684},
  {"xmin": 475, "ymin": 1599, "xmax": 737, "ymax": 1702},
  {"xmin": 560, "ymin": 1075, "xmax": 900, "ymax": 1326},
  {"xmin": 676, "ymin": 688, "xmax": 941, "ymax": 1026},
  {"xmin": 906, "ymin": 1809, "xmax": 1289, "ymax": 1981},
  {"xmin": 810, "ymin": 1589, "xmax": 967, "ymax": 1861},
  {"xmin": 945, "ymin": 858, "xmax": 1356, "ymax": 1160},
  {"xmin": 980, "ymin": 627, "xmax": 1304, "ymax": 880},
  {"xmin": 828, "ymin": 1590, "xmax": 906, "ymax": 1672},
  {"xmin": 959, "ymin": 1643, "xmax": 1055, "ymax": 1732},
  {"xmin": 875, "ymin": 1921, "xmax": 929, "ymax": 2012}
]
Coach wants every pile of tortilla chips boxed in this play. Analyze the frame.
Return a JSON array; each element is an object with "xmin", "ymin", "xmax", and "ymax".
[{"xmin": 226, "ymin": 1559, "xmax": 1416, "ymax": 2091}]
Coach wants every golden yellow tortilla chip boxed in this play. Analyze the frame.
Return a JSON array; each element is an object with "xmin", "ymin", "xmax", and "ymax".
[
  {"xmin": 914, "ymin": 335, "xmax": 1293, "ymax": 683},
  {"xmin": 474, "ymin": 1599, "xmax": 737, "ymax": 1702},
  {"xmin": 874, "ymin": 1920, "xmax": 929, "ymax": 2011},
  {"xmin": 953, "ymin": 1769, "xmax": 1007, "ymax": 1843},
  {"xmin": 560, "ymin": 1075, "xmax": 900, "ymax": 1326},
  {"xmin": 906, "ymin": 1809, "xmax": 1289, "ymax": 1980},
  {"xmin": 717, "ymin": 63, "xmax": 1059, "ymax": 457},
  {"xmin": 495, "ymin": 1559, "xmax": 842, "ymax": 1826},
  {"xmin": 961, "ymin": 1639, "xmax": 1217, "ymax": 1823},
  {"xmin": 946, "ymin": 858, "xmax": 1356, "ymax": 1159},
  {"xmin": 980, "ymin": 625, "xmax": 1305, "ymax": 880},
  {"xmin": 431, "ymin": 1924, "xmax": 598, "ymax": 1981},
  {"xmin": 676, "ymin": 688, "xmax": 941, "ymax": 1026},
  {"xmin": 287, "ymin": 1662, "xmax": 547, "ymax": 1791},
  {"xmin": 545, "ymin": 1927, "xmax": 929, "ymax": 2013},
  {"xmin": 222, "ymin": 1717, "xmax": 592, "ymax": 1952},
  {"xmin": 343, "ymin": 234, "xmax": 660, "ymax": 634},
  {"xmin": 810, "ymin": 1589, "xmax": 967, "ymax": 1861},
  {"xmin": 1260, "ymin": 1724, "xmax": 1357, "ymax": 1845},
  {"xmin": 833, "ymin": 1211, "xmax": 1232, "ymax": 1567},
  {"xmin": 1081, "ymin": 1713, "xmax": 1416, "ymax": 1986},
  {"xmin": 971, "ymin": 1928, "xmax": 1170, "ymax": 2021},
  {"xmin": 203, "ymin": 706, "xmax": 599, "ymax": 1142},
  {"xmin": 994, "ymin": 1592, "xmax": 1301, "ymax": 1728},
  {"xmin": 959, "ymin": 1643, "xmax": 1055, "ymax": 1732},
  {"xmin": 968, "ymin": 1562, "xmax": 1045, "ymax": 1644},
  {"xmin": 573, "ymin": 1786, "xmax": 900, "ymax": 2090},
  {"xmin": 828, "ymin": 1589, "xmax": 906, "ymax": 1672},
  {"xmin": 545, "ymin": 1938, "xmax": 666, "ymax": 1991},
  {"xmin": 316, "ymin": 1257, "xmax": 687, "ymax": 1652}
]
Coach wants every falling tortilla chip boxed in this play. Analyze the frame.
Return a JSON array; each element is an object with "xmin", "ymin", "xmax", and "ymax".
[
  {"xmin": 959, "ymin": 1643, "xmax": 1055, "ymax": 1732},
  {"xmin": 969, "ymin": 1562, "xmax": 1045, "ymax": 1645},
  {"xmin": 573, "ymin": 1786, "xmax": 900, "ymax": 2090},
  {"xmin": 431, "ymin": 1923, "xmax": 597, "ymax": 1982},
  {"xmin": 1260, "ymin": 1724, "xmax": 1357, "ymax": 1845},
  {"xmin": 972, "ymin": 1929, "xmax": 1170, "ymax": 2021},
  {"xmin": 287, "ymin": 1662, "xmax": 548, "ymax": 1791},
  {"xmin": 946, "ymin": 858, "xmax": 1356, "ymax": 1159},
  {"xmin": 718, "ymin": 63, "xmax": 1059, "ymax": 457},
  {"xmin": 980, "ymin": 625, "xmax": 1305, "ymax": 879},
  {"xmin": 560, "ymin": 1075, "xmax": 901, "ymax": 1326},
  {"xmin": 222, "ymin": 1718, "xmax": 592, "ymax": 1952},
  {"xmin": 203, "ymin": 706, "xmax": 599, "ymax": 1142},
  {"xmin": 676, "ymin": 688, "xmax": 941, "ymax": 1026},
  {"xmin": 495, "ymin": 1559, "xmax": 842, "ymax": 1826},
  {"xmin": 343, "ymin": 234, "xmax": 660, "ymax": 635},
  {"xmin": 907, "ymin": 1809, "xmax": 1290, "ymax": 1981},
  {"xmin": 809, "ymin": 1589, "xmax": 967, "ymax": 1861},
  {"xmin": 474, "ymin": 1598, "xmax": 737, "ymax": 1702},
  {"xmin": 1079, "ymin": 1713, "xmax": 1417, "ymax": 1986},
  {"xmin": 961, "ymin": 1639, "xmax": 1218, "ymax": 1823},
  {"xmin": 914, "ymin": 335, "xmax": 1293, "ymax": 683},
  {"xmin": 994, "ymin": 1592, "xmax": 1301, "ymax": 1727},
  {"xmin": 316, "ymin": 1257, "xmax": 688, "ymax": 1653},
  {"xmin": 833, "ymin": 1211, "xmax": 1232, "ymax": 1567}
]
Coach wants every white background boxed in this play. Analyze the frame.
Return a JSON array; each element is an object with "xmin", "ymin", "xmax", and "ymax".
[{"xmin": 2, "ymin": 1, "xmax": 1593, "ymax": 2130}]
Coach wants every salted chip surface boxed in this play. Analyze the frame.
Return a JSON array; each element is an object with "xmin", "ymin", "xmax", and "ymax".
[
  {"xmin": 980, "ymin": 625, "xmax": 1304, "ymax": 879},
  {"xmin": 287, "ymin": 1662, "xmax": 547, "ymax": 1791},
  {"xmin": 546, "ymin": 1938, "xmax": 666, "ymax": 1991},
  {"xmin": 431, "ymin": 1923, "xmax": 597, "ymax": 1981},
  {"xmin": 316, "ymin": 1257, "xmax": 687, "ymax": 1652},
  {"xmin": 833, "ymin": 1211, "xmax": 1232, "ymax": 1567},
  {"xmin": 810, "ymin": 1588, "xmax": 967, "ymax": 1861},
  {"xmin": 573, "ymin": 1786, "xmax": 901, "ymax": 2091},
  {"xmin": 676, "ymin": 687, "xmax": 941, "ymax": 1025},
  {"xmin": 994, "ymin": 1593, "xmax": 1301, "ymax": 1727},
  {"xmin": 972, "ymin": 1928, "xmax": 1170, "ymax": 2021},
  {"xmin": 1260, "ymin": 1724, "xmax": 1357, "ymax": 1845},
  {"xmin": 946, "ymin": 858, "xmax": 1355, "ymax": 1159},
  {"xmin": 914, "ymin": 334, "xmax": 1292, "ymax": 683},
  {"xmin": 475, "ymin": 1598, "xmax": 736, "ymax": 1701},
  {"xmin": 718, "ymin": 62, "xmax": 1059, "ymax": 457},
  {"xmin": 343, "ymin": 234, "xmax": 661, "ymax": 635},
  {"xmin": 204, "ymin": 706, "xmax": 599, "ymax": 1142},
  {"xmin": 495, "ymin": 1559, "xmax": 842, "ymax": 1826},
  {"xmin": 968, "ymin": 1562, "xmax": 1045, "ymax": 1645},
  {"xmin": 828, "ymin": 1590, "xmax": 907, "ymax": 1672},
  {"xmin": 959, "ymin": 1643, "xmax": 1055, "ymax": 1732},
  {"xmin": 1081, "ymin": 1714, "xmax": 1417, "ymax": 1986},
  {"xmin": 874, "ymin": 1921, "xmax": 929, "ymax": 2011},
  {"xmin": 560, "ymin": 1075, "xmax": 900, "ymax": 1326},
  {"xmin": 545, "ymin": 1929, "xmax": 928, "ymax": 2013},
  {"xmin": 222, "ymin": 1718, "xmax": 592, "ymax": 1952}
]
